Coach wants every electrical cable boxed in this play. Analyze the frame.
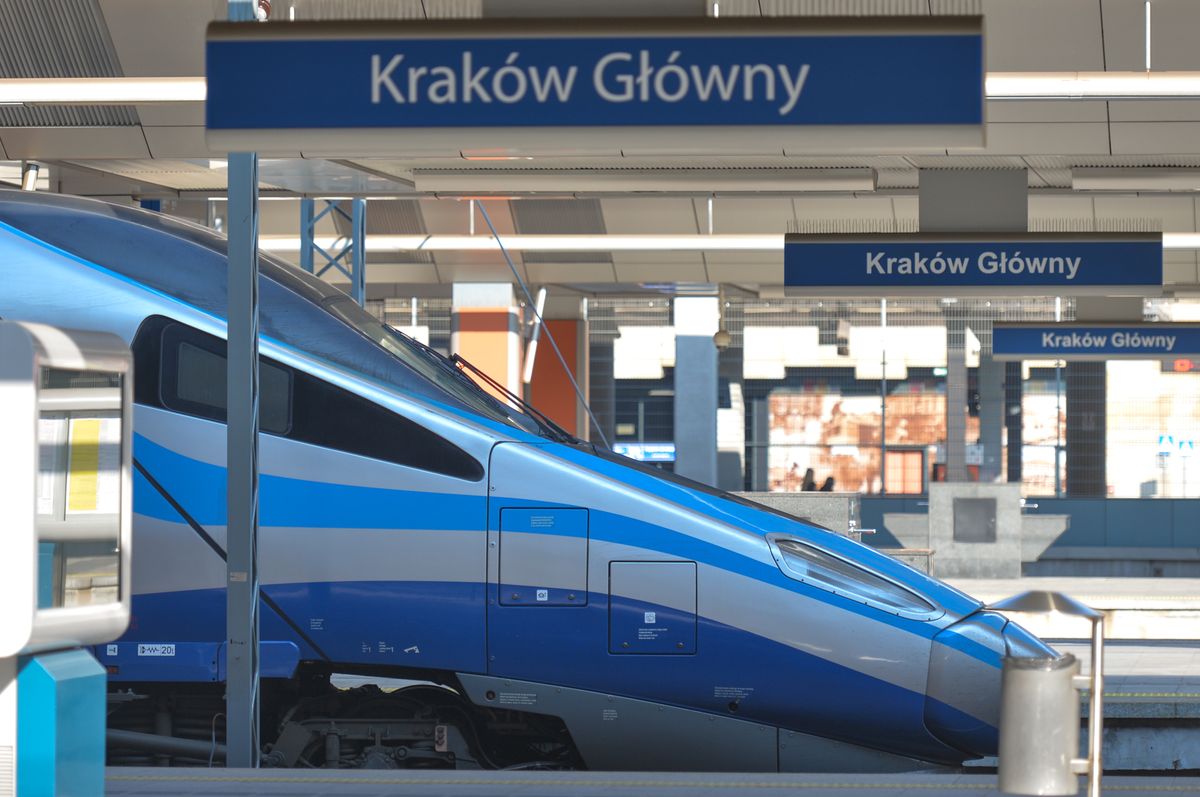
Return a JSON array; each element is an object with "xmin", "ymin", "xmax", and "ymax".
[
  {"xmin": 209, "ymin": 712, "xmax": 225, "ymax": 768},
  {"xmin": 475, "ymin": 202, "xmax": 611, "ymax": 449}
]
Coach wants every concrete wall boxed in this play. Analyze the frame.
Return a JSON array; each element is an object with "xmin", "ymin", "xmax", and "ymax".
[{"xmin": 863, "ymin": 496, "xmax": 1200, "ymax": 549}]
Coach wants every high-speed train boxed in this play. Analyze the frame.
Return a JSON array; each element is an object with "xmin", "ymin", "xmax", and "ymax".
[{"xmin": 0, "ymin": 190, "xmax": 1054, "ymax": 772}]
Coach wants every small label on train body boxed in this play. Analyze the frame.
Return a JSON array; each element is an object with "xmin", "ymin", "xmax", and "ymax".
[
  {"xmin": 137, "ymin": 644, "xmax": 176, "ymax": 657},
  {"xmin": 498, "ymin": 692, "xmax": 538, "ymax": 706}
]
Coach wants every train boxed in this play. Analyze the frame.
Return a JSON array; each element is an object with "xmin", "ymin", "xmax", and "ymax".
[{"xmin": 0, "ymin": 189, "xmax": 1055, "ymax": 772}]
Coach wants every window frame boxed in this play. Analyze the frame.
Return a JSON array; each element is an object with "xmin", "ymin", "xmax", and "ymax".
[
  {"xmin": 139, "ymin": 316, "xmax": 484, "ymax": 482},
  {"xmin": 158, "ymin": 323, "xmax": 294, "ymax": 435},
  {"xmin": 765, "ymin": 533, "xmax": 943, "ymax": 621}
]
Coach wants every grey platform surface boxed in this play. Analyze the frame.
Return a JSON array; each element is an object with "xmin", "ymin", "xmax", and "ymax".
[
  {"xmin": 949, "ymin": 577, "xmax": 1200, "ymax": 608},
  {"xmin": 104, "ymin": 769, "xmax": 1200, "ymax": 796},
  {"xmin": 947, "ymin": 577, "xmax": 1200, "ymax": 640},
  {"xmin": 1054, "ymin": 641, "xmax": 1200, "ymax": 718}
]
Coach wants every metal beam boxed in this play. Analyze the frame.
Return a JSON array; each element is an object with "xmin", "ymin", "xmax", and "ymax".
[
  {"xmin": 224, "ymin": 0, "xmax": 260, "ymax": 771},
  {"xmin": 298, "ymin": 198, "xmax": 367, "ymax": 305}
]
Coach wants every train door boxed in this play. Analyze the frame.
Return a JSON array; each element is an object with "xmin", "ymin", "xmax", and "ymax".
[{"xmin": 485, "ymin": 442, "xmax": 590, "ymax": 679}]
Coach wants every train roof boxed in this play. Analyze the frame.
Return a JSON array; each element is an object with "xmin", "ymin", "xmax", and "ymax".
[{"xmin": 0, "ymin": 190, "xmax": 536, "ymax": 435}]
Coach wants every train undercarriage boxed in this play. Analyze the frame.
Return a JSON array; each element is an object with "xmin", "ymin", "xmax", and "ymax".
[{"xmin": 106, "ymin": 667, "xmax": 584, "ymax": 771}]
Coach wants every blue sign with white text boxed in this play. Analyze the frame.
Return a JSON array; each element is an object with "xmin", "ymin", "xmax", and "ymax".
[
  {"xmin": 205, "ymin": 27, "xmax": 982, "ymax": 130},
  {"xmin": 992, "ymin": 325, "xmax": 1200, "ymax": 360},
  {"xmin": 613, "ymin": 443, "xmax": 676, "ymax": 463},
  {"xmin": 784, "ymin": 235, "xmax": 1162, "ymax": 294}
]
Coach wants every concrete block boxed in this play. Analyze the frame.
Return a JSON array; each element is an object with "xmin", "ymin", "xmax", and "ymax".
[{"xmin": 735, "ymin": 492, "xmax": 859, "ymax": 538}]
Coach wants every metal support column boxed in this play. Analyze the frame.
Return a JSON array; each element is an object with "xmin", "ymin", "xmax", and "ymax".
[
  {"xmin": 225, "ymin": 0, "xmax": 260, "ymax": 771},
  {"xmin": 918, "ymin": 169, "xmax": 1027, "ymax": 484},
  {"xmin": 299, "ymin": 198, "xmax": 315, "ymax": 275},
  {"xmin": 298, "ymin": 198, "xmax": 367, "ymax": 305}
]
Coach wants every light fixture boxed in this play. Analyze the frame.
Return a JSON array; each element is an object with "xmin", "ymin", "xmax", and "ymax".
[
  {"xmin": 1164, "ymin": 233, "xmax": 1200, "ymax": 249},
  {"xmin": 258, "ymin": 232, "xmax": 1200, "ymax": 253},
  {"xmin": 252, "ymin": 231, "xmax": 1200, "ymax": 253},
  {"xmin": 1072, "ymin": 167, "xmax": 1200, "ymax": 192},
  {"xmin": 986, "ymin": 71, "xmax": 1200, "ymax": 100},
  {"xmin": 258, "ymin": 233, "xmax": 786, "ymax": 253},
  {"xmin": 413, "ymin": 168, "xmax": 877, "ymax": 195},
  {"xmin": 0, "ymin": 77, "xmax": 206, "ymax": 104},
  {"xmin": 3, "ymin": 71, "xmax": 1200, "ymax": 106}
]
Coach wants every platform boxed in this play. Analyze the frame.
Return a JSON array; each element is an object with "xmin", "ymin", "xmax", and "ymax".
[
  {"xmin": 103, "ymin": 769, "xmax": 1200, "ymax": 796},
  {"xmin": 949, "ymin": 577, "xmax": 1200, "ymax": 640},
  {"xmin": 1055, "ymin": 641, "xmax": 1200, "ymax": 716}
]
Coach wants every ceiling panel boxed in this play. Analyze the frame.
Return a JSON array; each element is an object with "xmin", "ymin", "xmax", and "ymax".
[
  {"xmin": 1107, "ymin": 101, "xmax": 1200, "ymax": 123},
  {"xmin": 950, "ymin": 123, "xmax": 1111, "ymax": 156},
  {"xmin": 792, "ymin": 195, "xmax": 900, "ymax": 226},
  {"xmin": 512, "ymin": 198, "xmax": 611, "ymax": 264},
  {"xmin": 983, "ymin": 0, "xmax": 1104, "ymax": 71},
  {"xmin": 1111, "ymin": 123, "xmax": 1200, "ymax": 155},
  {"xmin": 1102, "ymin": 0, "xmax": 1200, "ymax": 72},
  {"xmin": 1, "ymin": 127, "xmax": 151, "ymax": 159},
  {"xmin": 601, "ymin": 198, "xmax": 701, "ymax": 234},
  {"xmin": 708, "ymin": 197, "xmax": 796, "ymax": 233},
  {"xmin": 1093, "ymin": 195, "xmax": 1197, "ymax": 232},
  {"xmin": 99, "ymin": 0, "xmax": 215, "ymax": 77},
  {"xmin": 261, "ymin": 159, "xmax": 416, "ymax": 196},
  {"xmin": 613, "ymin": 260, "xmax": 707, "ymax": 284},
  {"xmin": 986, "ymin": 101, "xmax": 1108, "ymax": 124},
  {"xmin": 525, "ymin": 261, "xmax": 618, "ymax": 285},
  {"xmin": 142, "ymin": 126, "xmax": 216, "ymax": 159}
]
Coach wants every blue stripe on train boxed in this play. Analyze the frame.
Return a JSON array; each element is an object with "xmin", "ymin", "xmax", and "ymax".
[
  {"xmin": 132, "ymin": 434, "xmax": 1003, "ymax": 665},
  {"xmin": 121, "ymin": 580, "xmax": 990, "ymax": 763},
  {"xmin": 540, "ymin": 444, "xmax": 983, "ymax": 618},
  {"xmin": 134, "ymin": 432, "xmax": 487, "ymax": 530}
]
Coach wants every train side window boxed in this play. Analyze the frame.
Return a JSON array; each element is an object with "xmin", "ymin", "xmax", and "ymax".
[
  {"xmin": 287, "ymin": 370, "xmax": 484, "ymax": 481},
  {"xmin": 159, "ymin": 322, "xmax": 293, "ymax": 434},
  {"xmin": 140, "ymin": 315, "xmax": 482, "ymax": 480}
]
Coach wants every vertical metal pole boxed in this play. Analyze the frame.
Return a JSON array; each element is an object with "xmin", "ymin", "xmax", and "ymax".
[
  {"xmin": 1054, "ymin": 297, "xmax": 1063, "ymax": 497},
  {"xmin": 351, "ymin": 197, "xmax": 366, "ymax": 305},
  {"xmin": 299, "ymin": 198, "xmax": 315, "ymax": 274},
  {"xmin": 1088, "ymin": 617, "xmax": 1104, "ymax": 797},
  {"xmin": 225, "ymin": 0, "xmax": 260, "ymax": 771},
  {"xmin": 880, "ymin": 298, "xmax": 888, "ymax": 494}
]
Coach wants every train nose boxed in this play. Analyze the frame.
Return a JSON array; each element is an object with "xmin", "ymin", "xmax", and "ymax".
[{"xmin": 924, "ymin": 611, "xmax": 1059, "ymax": 757}]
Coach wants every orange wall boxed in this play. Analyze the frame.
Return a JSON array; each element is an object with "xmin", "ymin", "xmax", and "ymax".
[
  {"xmin": 528, "ymin": 319, "xmax": 581, "ymax": 436},
  {"xmin": 454, "ymin": 307, "xmax": 520, "ymax": 400}
]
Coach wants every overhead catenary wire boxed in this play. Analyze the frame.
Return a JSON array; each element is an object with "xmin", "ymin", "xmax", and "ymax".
[{"xmin": 475, "ymin": 202, "xmax": 610, "ymax": 449}]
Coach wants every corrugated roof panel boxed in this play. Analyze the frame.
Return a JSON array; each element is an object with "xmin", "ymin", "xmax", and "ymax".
[
  {"xmin": 281, "ymin": 0, "xmax": 480, "ymax": 20},
  {"xmin": 512, "ymin": 198, "xmax": 612, "ymax": 265},
  {"xmin": 333, "ymin": 199, "xmax": 434, "ymax": 264},
  {"xmin": 0, "ymin": 0, "xmax": 138, "ymax": 127}
]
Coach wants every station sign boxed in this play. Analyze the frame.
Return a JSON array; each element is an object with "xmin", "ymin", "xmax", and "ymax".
[
  {"xmin": 784, "ymin": 233, "xmax": 1163, "ymax": 296},
  {"xmin": 612, "ymin": 442, "xmax": 676, "ymax": 463},
  {"xmin": 205, "ymin": 17, "xmax": 983, "ymax": 155},
  {"xmin": 992, "ymin": 323, "xmax": 1200, "ymax": 361}
]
